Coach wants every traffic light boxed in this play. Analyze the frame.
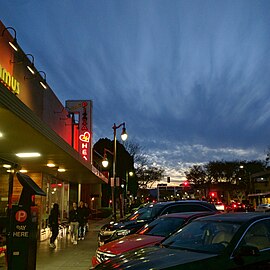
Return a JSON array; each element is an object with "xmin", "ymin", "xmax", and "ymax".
[
  {"xmin": 209, "ymin": 191, "xmax": 217, "ymax": 198},
  {"xmin": 183, "ymin": 181, "xmax": 189, "ymax": 187}
]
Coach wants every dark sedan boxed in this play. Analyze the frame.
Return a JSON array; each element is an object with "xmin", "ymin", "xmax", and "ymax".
[
  {"xmin": 94, "ymin": 212, "xmax": 270, "ymax": 269},
  {"xmin": 98, "ymin": 200, "xmax": 218, "ymax": 246}
]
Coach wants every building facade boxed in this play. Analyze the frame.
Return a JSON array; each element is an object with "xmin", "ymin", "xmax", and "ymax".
[{"xmin": 0, "ymin": 20, "xmax": 108, "ymax": 240}]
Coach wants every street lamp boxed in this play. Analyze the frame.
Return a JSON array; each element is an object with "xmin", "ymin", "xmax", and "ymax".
[
  {"xmin": 112, "ymin": 122, "xmax": 128, "ymax": 220},
  {"xmin": 101, "ymin": 148, "xmax": 114, "ymax": 168},
  {"xmin": 125, "ymin": 171, "xmax": 133, "ymax": 215},
  {"xmin": 239, "ymin": 165, "xmax": 253, "ymax": 195}
]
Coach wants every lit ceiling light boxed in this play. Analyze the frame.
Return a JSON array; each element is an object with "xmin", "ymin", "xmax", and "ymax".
[
  {"xmin": 7, "ymin": 169, "xmax": 15, "ymax": 173},
  {"xmin": 47, "ymin": 163, "xmax": 56, "ymax": 168},
  {"xmin": 0, "ymin": 132, "xmax": 3, "ymax": 137},
  {"xmin": 19, "ymin": 169, "xmax": 28, "ymax": 173},
  {"xmin": 38, "ymin": 70, "xmax": 47, "ymax": 89},
  {"xmin": 16, "ymin": 152, "xmax": 41, "ymax": 158},
  {"xmin": 26, "ymin": 54, "xmax": 35, "ymax": 74},
  {"xmin": 1, "ymin": 27, "xmax": 18, "ymax": 51},
  {"xmin": 58, "ymin": 168, "xmax": 66, "ymax": 172},
  {"xmin": 3, "ymin": 164, "xmax": 11, "ymax": 168},
  {"xmin": 24, "ymin": 70, "xmax": 47, "ymax": 89},
  {"xmin": 40, "ymin": 81, "xmax": 47, "ymax": 89}
]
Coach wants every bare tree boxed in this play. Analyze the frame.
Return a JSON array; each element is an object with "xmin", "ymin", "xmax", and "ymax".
[{"xmin": 125, "ymin": 141, "xmax": 164, "ymax": 188}]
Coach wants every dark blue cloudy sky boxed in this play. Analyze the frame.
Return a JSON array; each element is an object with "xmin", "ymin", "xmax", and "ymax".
[{"xmin": 1, "ymin": 0, "xmax": 270, "ymax": 184}]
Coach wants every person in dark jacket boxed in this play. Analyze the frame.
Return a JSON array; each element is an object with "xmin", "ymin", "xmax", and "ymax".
[
  {"xmin": 69, "ymin": 202, "xmax": 79, "ymax": 244},
  {"xmin": 77, "ymin": 200, "xmax": 87, "ymax": 240},
  {"xmin": 84, "ymin": 202, "xmax": 91, "ymax": 232},
  {"xmin": 48, "ymin": 203, "xmax": 60, "ymax": 249}
]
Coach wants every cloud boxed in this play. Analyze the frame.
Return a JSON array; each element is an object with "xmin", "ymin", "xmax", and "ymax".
[{"xmin": 1, "ymin": 0, "xmax": 270, "ymax": 185}]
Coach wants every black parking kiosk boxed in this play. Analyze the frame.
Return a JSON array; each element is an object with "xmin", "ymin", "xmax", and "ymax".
[{"xmin": 7, "ymin": 172, "xmax": 46, "ymax": 270}]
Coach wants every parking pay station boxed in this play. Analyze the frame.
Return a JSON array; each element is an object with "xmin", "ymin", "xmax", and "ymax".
[{"xmin": 7, "ymin": 172, "xmax": 46, "ymax": 270}]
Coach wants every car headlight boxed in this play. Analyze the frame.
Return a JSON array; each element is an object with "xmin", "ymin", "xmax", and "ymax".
[
  {"xmin": 99, "ymin": 230, "xmax": 116, "ymax": 236},
  {"xmin": 116, "ymin": 229, "xmax": 130, "ymax": 236},
  {"xmin": 96, "ymin": 250, "xmax": 116, "ymax": 263}
]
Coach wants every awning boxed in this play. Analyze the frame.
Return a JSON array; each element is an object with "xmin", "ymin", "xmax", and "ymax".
[
  {"xmin": 248, "ymin": 192, "xmax": 270, "ymax": 197},
  {"xmin": 0, "ymin": 84, "xmax": 108, "ymax": 184}
]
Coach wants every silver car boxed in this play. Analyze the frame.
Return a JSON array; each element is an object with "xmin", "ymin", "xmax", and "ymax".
[{"xmin": 255, "ymin": 203, "xmax": 270, "ymax": 212}]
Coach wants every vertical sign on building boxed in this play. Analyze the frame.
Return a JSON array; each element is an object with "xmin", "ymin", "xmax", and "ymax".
[{"xmin": 65, "ymin": 100, "xmax": 93, "ymax": 163}]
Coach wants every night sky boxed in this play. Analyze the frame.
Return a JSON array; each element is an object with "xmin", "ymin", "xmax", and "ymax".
[{"xmin": 1, "ymin": 0, "xmax": 270, "ymax": 184}]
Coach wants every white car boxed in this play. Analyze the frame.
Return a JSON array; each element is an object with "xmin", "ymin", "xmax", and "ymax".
[
  {"xmin": 255, "ymin": 203, "xmax": 270, "ymax": 212},
  {"xmin": 214, "ymin": 202, "xmax": 225, "ymax": 211}
]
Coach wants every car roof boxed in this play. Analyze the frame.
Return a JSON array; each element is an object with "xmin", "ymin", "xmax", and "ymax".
[
  {"xmin": 152, "ymin": 200, "xmax": 215, "ymax": 207},
  {"xmin": 157, "ymin": 211, "xmax": 215, "ymax": 219},
  {"xmin": 194, "ymin": 212, "xmax": 270, "ymax": 223},
  {"xmin": 154, "ymin": 200, "xmax": 217, "ymax": 210},
  {"xmin": 155, "ymin": 200, "xmax": 209, "ymax": 204}
]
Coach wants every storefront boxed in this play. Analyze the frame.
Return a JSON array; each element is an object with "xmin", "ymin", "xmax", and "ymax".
[
  {"xmin": 248, "ymin": 171, "xmax": 270, "ymax": 207},
  {"xmin": 0, "ymin": 20, "xmax": 108, "ymax": 240}
]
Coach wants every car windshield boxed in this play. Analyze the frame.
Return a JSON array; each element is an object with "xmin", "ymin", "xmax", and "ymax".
[
  {"xmin": 128, "ymin": 205, "xmax": 156, "ymax": 221},
  {"xmin": 138, "ymin": 217, "xmax": 186, "ymax": 237},
  {"xmin": 162, "ymin": 220, "xmax": 240, "ymax": 254}
]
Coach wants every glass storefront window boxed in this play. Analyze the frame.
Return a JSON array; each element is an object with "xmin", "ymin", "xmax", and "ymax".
[
  {"xmin": 41, "ymin": 174, "xmax": 69, "ymax": 228},
  {"xmin": 0, "ymin": 172, "xmax": 8, "ymax": 216}
]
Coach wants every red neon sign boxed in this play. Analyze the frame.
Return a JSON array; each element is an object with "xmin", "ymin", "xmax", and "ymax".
[{"xmin": 79, "ymin": 131, "xmax": 90, "ymax": 161}]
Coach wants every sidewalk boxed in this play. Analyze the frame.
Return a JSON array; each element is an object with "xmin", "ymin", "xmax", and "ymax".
[
  {"xmin": 37, "ymin": 217, "xmax": 111, "ymax": 270},
  {"xmin": 0, "ymin": 217, "xmax": 111, "ymax": 270}
]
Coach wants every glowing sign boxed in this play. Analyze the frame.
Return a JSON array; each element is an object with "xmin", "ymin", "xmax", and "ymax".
[
  {"xmin": 0, "ymin": 64, "xmax": 20, "ymax": 94},
  {"xmin": 15, "ymin": 210, "xmax": 27, "ymax": 222},
  {"xmin": 79, "ymin": 131, "xmax": 90, "ymax": 142},
  {"xmin": 79, "ymin": 131, "xmax": 90, "ymax": 161},
  {"xmin": 65, "ymin": 100, "xmax": 92, "ymax": 162}
]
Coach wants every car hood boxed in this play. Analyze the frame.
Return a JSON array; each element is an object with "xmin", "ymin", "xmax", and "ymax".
[
  {"xmin": 95, "ymin": 246, "xmax": 219, "ymax": 269},
  {"xmin": 101, "ymin": 219, "xmax": 148, "ymax": 231},
  {"xmin": 99, "ymin": 234, "xmax": 164, "ymax": 255}
]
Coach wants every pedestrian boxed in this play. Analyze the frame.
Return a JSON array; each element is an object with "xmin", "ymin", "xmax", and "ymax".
[
  {"xmin": 48, "ymin": 203, "xmax": 60, "ymax": 249},
  {"xmin": 69, "ymin": 202, "xmax": 79, "ymax": 245},
  {"xmin": 84, "ymin": 202, "xmax": 91, "ymax": 232},
  {"xmin": 77, "ymin": 200, "xmax": 87, "ymax": 240}
]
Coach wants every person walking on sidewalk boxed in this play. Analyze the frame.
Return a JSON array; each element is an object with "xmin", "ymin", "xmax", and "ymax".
[
  {"xmin": 48, "ymin": 203, "xmax": 60, "ymax": 249},
  {"xmin": 78, "ymin": 200, "xmax": 87, "ymax": 240},
  {"xmin": 69, "ymin": 202, "xmax": 79, "ymax": 245},
  {"xmin": 84, "ymin": 202, "xmax": 91, "ymax": 232}
]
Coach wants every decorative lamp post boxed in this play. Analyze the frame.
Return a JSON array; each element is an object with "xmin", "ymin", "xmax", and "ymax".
[
  {"xmin": 112, "ymin": 122, "xmax": 128, "ymax": 220},
  {"xmin": 125, "ymin": 171, "xmax": 133, "ymax": 215}
]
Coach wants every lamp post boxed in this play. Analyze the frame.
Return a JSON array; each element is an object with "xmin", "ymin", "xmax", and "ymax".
[
  {"xmin": 111, "ymin": 122, "xmax": 128, "ymax": 220},
  {"xmin": 125, "ymin": 171, "xmax": 133, "ymax": 214},
  {"xmin": 239, "ymin": 165, "xmax": 252, "ymax": 194}
]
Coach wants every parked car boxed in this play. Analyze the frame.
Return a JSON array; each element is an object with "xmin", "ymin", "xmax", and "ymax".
[
  {"xmin": 97, "ymin": 200, "xmax": 218, "ymax": 246},
  {"xmin": 92, "ymin": 211, "xmax": 215, "ymax": 267},
  {"xmin": 214, "ymin": 201, "xmax": 226, "ymax": 211},
  {"xmin": 94, "ymin": 212, "xmax": 270, "ymax": 269},
  {"xmin": 226, "ymin": 201, "xmax": 254, "ymax": 212},
  {"xmin": 255, "ymin": 204, "xmax": 270, "ymax": 212}
]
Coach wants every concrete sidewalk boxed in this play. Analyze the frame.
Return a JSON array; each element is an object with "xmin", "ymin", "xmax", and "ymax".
[
  {"xmin": 36, "ymin": 217, "xmax": 110, "ymax": 270},
  {"xmin": 0, "ymin": 217, "xmax": 111, "ymax": 270}
]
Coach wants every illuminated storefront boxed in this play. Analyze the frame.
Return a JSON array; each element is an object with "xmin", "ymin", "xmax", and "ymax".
[{"xmin": 0, "ymin": 20, "xmax": 108, "ymax": 240}]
